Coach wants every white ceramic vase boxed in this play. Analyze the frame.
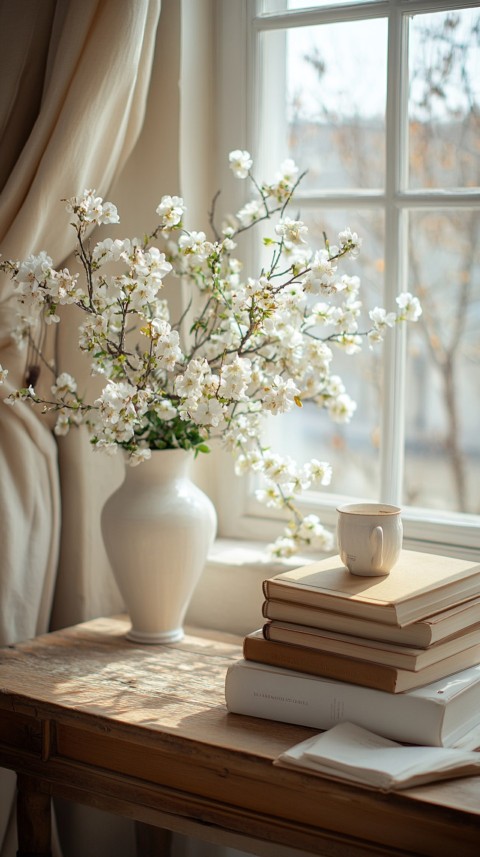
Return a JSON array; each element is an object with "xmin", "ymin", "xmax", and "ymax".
[{"xmin": 101, "ymin": 449, "xmax": 217, "ymax": 643}]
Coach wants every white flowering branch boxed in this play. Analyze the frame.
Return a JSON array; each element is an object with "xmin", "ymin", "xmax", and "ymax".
[{"xmin": 0, "ymin": 150, "xmax": 421, "ymax": 557}]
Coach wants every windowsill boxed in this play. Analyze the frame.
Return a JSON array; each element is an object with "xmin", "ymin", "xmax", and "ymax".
[{"xmin": 185, "ymin": 538, "xmax": 330, "ymax": 637}]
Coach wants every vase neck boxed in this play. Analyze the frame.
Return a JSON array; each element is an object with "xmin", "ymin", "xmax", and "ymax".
[{"xmin": 125, "ymin": 449, "xmax": 194, "ymax": 484}]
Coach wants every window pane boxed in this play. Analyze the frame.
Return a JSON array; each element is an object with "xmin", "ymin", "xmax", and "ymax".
[
  {"xmin": 279, "ymin": 18, "xmax": 387, "ymax": 190},
  {"xmin": 408, "ymin": 8, "xmax": 480, "ymax": 190},
  {"xmin": 269, "ymin": 207, "xmax": 385, "ymax": 499},
  {"xmin": 404, "ymin": 210, "xmax": 480, "ymax": 515}
]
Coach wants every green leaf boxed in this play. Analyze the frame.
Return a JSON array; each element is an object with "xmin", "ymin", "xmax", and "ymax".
[{"xmin": 195, "ymin": 444, "xmax": 210, "ymax": 455}]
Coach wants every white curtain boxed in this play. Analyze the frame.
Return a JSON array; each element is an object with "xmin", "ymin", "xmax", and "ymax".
[
  {"xmin": 0, "ymin": 0, "xmax": 163, "ymax": 637},
  {"xmin": 0, "ymin": 1, "xmax": 162, "ymax": 854}
]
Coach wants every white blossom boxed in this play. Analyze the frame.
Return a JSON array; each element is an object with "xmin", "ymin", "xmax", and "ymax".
[
  {"xmin": 335, "ymin": 333, "xmax": 363, "ymax": 355},
  {"xmin": 93, "ymin": 238, "xmax": 132, "ymax": 265},
  {"xmin": 370, "ymin": 306, "xmax": 396, "ymax": 330},
  {"xmin": 128, "ymin": 447, "xmax": 152, "ymax": 466},
  {"xmin": 329, "ymin": 302, "xmax": 361, "ymax": 334},
  {"xmin": 94, "ymin": 381, "xmax": 140, "ymax": 442},
  {"xmin": 153, "ymin": 399, "xmax": 177, "ymax": 421},
  {"xmin": 268, "ymin": 536, "xmax": 297, "ymax": 558},
  {"xmin": 296, "ymin": 515, "xmax": 335, "ymax": 549},
  {"xmin": 396, "ymin": 292, "xmax": 422, "ymax": 322},
  {"xmin": 51, "ymin": 373, "xmax": 77, "ymax": 397},
  {"xmin": 339, "ymin": 274, "xmax": 361, "ymax": 296},
  {"xmin": 149, "ymin": 319, "xmax": 183, "ymax": 370},
  {"xmin": 338, "ymin": 227, "xmax": 362, "ymax": 257},
  {"xmin": 229, "ymin": 149, "xmax": 253, "ymax": 179},
  {"xmin": 302, "ymin": 249, "xmax": 337, "ymax": 294},
  {"xmin": 327, "ymin": 392, "xmax": 357, "ymax": 423},
  {"xmin": 255, "ymin": 485, "xmax": 284, "ymax": 509},
  {"xmin": 100, "ymin": 201, "xmax": 120, "ymax": 225},
  {"xmin": 219, "ymin": 357, "xmax": 251, "ymax": 400},
  {"xmin": 368, "ymin": 306, "xmax": 396, "ymax": 345},
  {"xmin": 53, "ymin": 410, "xmax": 71, "ymax": 437},
  {"xmin": 14, "ymin": 252, "xmax": 53, "ymax": 298},
  {"xmin": 303, "ymin": 459, "xmax": 333, "ymax": 487},
  {"xmin": 261, "ymin": 451, "xmax": 297, "ymax": 485},
  {"xmin": 66, "ymin": 190, "xmax": 119, "ymax": 226},
  {"xmin": 155, "ymin": 195, "xmax": 186, "ymax": 229},
  {"xmin": 191, "ymin": 397, "xmax": 226, "ymax": 428},
  {"xmin": 236, "ymin": 199, "xmax": 263, "ymax": 227},
  {"xmin": 261, "ymin": 376, "xmax": 300, "ymax": 415},
  {"xmin": 175, "ymin": 358, "xmax": 209, "ymax": 402},
  {"xmin": 178, "ymin": 231, "xmax": 212, "ymax": 262},
  {"xmin": 131, "ymin": 246, "xmax": 172, "ymax": 284},
  {"xmin": 275, "ymin": 217, "xmax": 308, "ymax": 246},
  {"xmin": 276, "ymin": 158, "xmax": 299, "ymax": 186}
]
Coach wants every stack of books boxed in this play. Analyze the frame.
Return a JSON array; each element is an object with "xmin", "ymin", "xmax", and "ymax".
[{"xmin": 225, "ymin": 549, "xmax": 480, "ymax": 747}]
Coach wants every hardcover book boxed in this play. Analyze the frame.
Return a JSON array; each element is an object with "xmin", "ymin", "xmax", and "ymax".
[
  {"xmin": 262, "ymin": 550, "xmax": 480, "ymax": 627},
  {"xmin": 243, "ymin": 630, "xmax": 480, "ymax": 693},
  {"xmin": 225, "ymin": 657, "xmax": 480, "ymax": 746},
  {"xmin": 262, "ymin": 596, "xmax": 480, "ymax": 648},
  {"xmin": 262, "ymin": 620, "xmax": 480, "ymax": 671}
]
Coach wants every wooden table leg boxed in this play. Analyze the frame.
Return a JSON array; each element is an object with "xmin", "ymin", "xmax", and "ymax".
[
  {"xmin": 134, "ymin": 821, "xmax": 172, "ymax": 857},
  {"xmin": 16, "ymin": 774, "xmax": 52, "ymax": 857}
]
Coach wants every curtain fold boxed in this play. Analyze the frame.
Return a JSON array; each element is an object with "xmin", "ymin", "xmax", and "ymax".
[
  {"xmin": 0, "ymin": 0, "xmax": 57, "ymax": 192},
  {"xmin": 0, "ymin": 0, "xmax": 161, "ymax": 263}
]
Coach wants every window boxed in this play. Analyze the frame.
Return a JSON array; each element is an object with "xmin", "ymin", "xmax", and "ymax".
[{"xmin": 215, "ymin": 0, "xmax": 480, "ymax": 558}]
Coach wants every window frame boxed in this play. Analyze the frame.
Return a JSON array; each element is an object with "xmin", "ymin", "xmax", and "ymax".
[{"xmin": 213, "ymin": 0, "xmax": 480, "ymax": 560}]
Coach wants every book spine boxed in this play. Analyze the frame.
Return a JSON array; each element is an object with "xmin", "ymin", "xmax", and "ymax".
[
  {"xmin": 225, "ymin": 661, "xmax": 446, "ymax": 746},
  {"xmin": 262, "ymin": 600, "xmax": 432, "ymax": 648},
  {"xmin": 263, "ymin": 581, "xmax": 399, "ymax": 625},
  {"xmin": 244, "ymin": 633, "xmax": 399, "ymax": 692},
  {"xmin": 263, "ymin": 623, "xmax": 426, "ymax": 669}
]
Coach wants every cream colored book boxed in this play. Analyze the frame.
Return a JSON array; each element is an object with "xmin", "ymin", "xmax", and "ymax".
[
  {"xmin": 262, "ymin": 596, "xmax": 480, "ymax": 648},
  {"xmin": 263, "ymin": 620, "xmax": 480, "ymax": 670},
  {"xmin": 262, "ymin": 550, "xmax": 480, "ymax": 627}
]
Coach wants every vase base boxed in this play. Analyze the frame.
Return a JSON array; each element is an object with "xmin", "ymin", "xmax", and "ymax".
[{"xmin": 126, "ymin": 627, "xmax": 184, "ymax": 644}]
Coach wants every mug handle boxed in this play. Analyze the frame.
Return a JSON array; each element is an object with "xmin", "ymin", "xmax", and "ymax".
[{"xmin": 371, "ymin": 525, "xmax": 383, "ymax": 570}]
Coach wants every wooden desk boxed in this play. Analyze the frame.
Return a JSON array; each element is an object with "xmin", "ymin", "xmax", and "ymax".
[{"xmin": 1, "ymin": 616, "xmax": 480, "ymax": 857}]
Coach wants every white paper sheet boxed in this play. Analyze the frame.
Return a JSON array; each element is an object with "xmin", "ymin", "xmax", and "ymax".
[{"xmin": 275, "ymin": 722, "xmax": 480, "ymax": 791}]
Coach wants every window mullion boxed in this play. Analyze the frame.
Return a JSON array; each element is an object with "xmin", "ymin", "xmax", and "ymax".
[{"xmin": 380, "ymin": 4, "xmax": 410, "ymax": 505}]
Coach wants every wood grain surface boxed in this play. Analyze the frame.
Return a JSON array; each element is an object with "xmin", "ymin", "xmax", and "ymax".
[{"xmin": 1, "ymin": 615, "xmax": 480, "ymax": 857}]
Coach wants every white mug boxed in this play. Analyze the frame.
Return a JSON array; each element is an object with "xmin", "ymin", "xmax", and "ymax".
[{"xmin": 337, "ymin": 503, "xmax": 403, "ymax": 576}]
